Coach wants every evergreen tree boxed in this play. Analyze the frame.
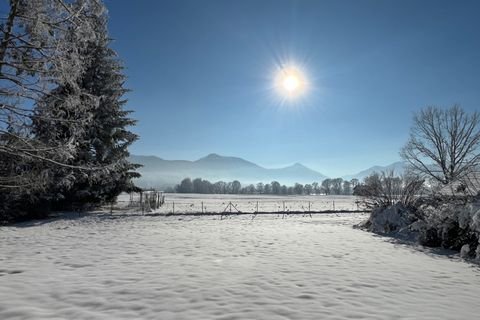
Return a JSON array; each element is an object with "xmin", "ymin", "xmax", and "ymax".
[
  {"xmin": 73, "ymin": 7, "xmax": 140, "ymax": 203},
  {"xmin": 33, "ymin": 1, "xmax": 140, "ymax": 207},
  {"xmin": 1, "ymin": 0, "xmax": 102, "ymax": 220},
  {"xmin": 1, "ymin": 0, "xmax": 94, "ymax": 188}
]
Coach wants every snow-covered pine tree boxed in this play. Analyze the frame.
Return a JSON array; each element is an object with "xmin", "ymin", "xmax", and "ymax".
[
  {"xmin": 1, "ymin": 0, "xmax": 100, "ymax": 221},
  {"xmin": 34, "ymin": 0, "xmax": 140, "ymax": 207},
  {"xmin": 78, "ymin": 4, "xmax": 141, "ymax": 203}
]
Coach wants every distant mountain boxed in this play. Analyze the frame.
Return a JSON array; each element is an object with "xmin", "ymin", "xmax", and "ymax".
[
  {"xmin": 342, "ymin": 161, "xmax": 406, "ymax": 181},
  {"xmin": 129, "ymin": 153, "xmax": 328, "ymax": 189}
]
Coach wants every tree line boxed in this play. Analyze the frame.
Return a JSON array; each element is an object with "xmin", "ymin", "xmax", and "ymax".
[
  {"xmin": 0, "ymin": 0, "xmax": 139, "ymax": 223},
  {"xmin": 173, "ymin": 177, "xmax": 360, "ymax": 195}
]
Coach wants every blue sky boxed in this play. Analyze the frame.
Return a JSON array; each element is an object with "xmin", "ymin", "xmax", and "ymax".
[{"xmin": 106, "ymin": 0, "xmax": 480, "ymax": 177}]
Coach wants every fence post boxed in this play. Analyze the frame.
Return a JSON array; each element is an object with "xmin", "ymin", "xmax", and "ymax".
[
  {"xmin": 333, "ymin": 200, "xmax": 335, "ymax": 211},
  {"xmin": 201, "ymin": 201, "xmax": 204, "ymax": 214},
  {"xmin": 173, "ymin": 201, "xmax": 175, "ymax": 215},
  {"xmin": 283, "ymin": 201, "xmax": 285, "ymax": 213},
  {"xmin": 308, "ymin": 201, "xmax": 311, "ymax": 212},
  {"xmin": 256, "ymin": 201, "xmax": 259, "ymax": 213}
]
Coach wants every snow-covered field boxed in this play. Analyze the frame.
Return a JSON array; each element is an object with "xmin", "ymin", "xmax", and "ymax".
[
  {"xmin": 117, "ymin": 193, "xmax": 364, "ymax": 213},
  {"xmin": 1, "ymin": 213, "xmax": 480, "ymax": 320}
]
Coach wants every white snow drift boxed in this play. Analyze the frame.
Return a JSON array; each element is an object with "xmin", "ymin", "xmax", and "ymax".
[{"xmin": 1, "ymin": 213, "xmax": 480, "ymax": 319}]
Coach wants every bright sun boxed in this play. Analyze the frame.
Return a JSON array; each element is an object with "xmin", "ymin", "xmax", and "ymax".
[
  {"xmin": 283, "ymin": 75, "xmax": 300, "ymax": 92},
  {"xmin": 275, "ymin": 66, "xmax": 307, "ymax": 98}
]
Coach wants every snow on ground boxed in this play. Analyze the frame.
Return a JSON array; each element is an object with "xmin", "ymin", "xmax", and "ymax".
[
  {"xmin": 117, "ymin": 193, "xmax": 364, "ymax": 213},
  {"xmin": 1, "ymin": 212, "xmax": 480, "ymax": 319}
]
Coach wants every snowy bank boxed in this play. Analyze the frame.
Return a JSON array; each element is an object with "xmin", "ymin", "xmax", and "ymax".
[
  {"xmin": 359, "ymin": 198, "xmax": 480, "ymax": 260},
  {"xmin": 2, "ymin": 214, "xmax": 480, "ymax": 319}
]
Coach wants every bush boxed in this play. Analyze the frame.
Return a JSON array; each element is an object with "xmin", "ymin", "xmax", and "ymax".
[
  {"xmin": 354, "ymin": 171, "xmax": 424, "ymax": 209},
  {"xmin": 417, "ymin": 201, "xmax": 480, "ymax": 257},
  {"xmin": 0, "ymin": 191, "xmax": 51, "ymax": 224},
  {"xmin": 359, "ymin": 202, "xmax": 417, "ymax": 235},
  {"xmin": 359, "ymin": 194, "xmax": 480, "ymax": 260}
]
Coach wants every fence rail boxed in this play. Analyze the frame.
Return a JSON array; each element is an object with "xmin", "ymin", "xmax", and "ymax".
[
  {"xmin": 109, "ymin": 192, "xmax": 368, "ymax": 216},
  {"xmin": 112, "ymin": 190, "xmax": 165, "ymax": 213}
]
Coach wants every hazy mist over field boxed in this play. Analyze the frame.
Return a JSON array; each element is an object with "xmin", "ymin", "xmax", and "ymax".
[{"xmin": 130, "ymin": 153, "xmax": 406, "ymax": 188}]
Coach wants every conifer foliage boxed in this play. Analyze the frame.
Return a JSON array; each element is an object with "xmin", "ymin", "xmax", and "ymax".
[{"xmin": 0, "ymin": 0, "xmax": 140, "ymax": 222}]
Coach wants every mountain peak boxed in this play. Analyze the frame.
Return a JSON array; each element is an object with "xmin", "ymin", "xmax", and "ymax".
[
  {"xmin": 194, "ymin": 153, "xmax": 261, "ymax": 169},
  {"xmin": 341, "ymin": 161, "xmax": 406, "ymax": 181},
  {"xmin": 131, "ymin": 153, "xmax": 328, "ymax": 188},
  {"xmin": 196, "ymin": 153, "xmax": 234, "ymax": 162},
  {"xmin": 203, "ymin": 153, "xmax": 222, "ymax": 159}
]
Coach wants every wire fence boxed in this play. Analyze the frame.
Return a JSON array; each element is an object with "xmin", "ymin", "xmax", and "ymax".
[
  {"xmin": 111, "ymin": 190, "xmax": 165, "ymax": 213},
  {"xmin": 158, "ymin": 199, "xmax": 365, "ymax": 214},
  {"xmin": 110, "ymin": 192, "xmax": 368, "ymax": 216}
]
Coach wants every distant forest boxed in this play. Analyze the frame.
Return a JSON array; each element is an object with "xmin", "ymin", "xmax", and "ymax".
[{"xmin": 172, "ymin": 177, "xmax": 360, "ymax": 195}]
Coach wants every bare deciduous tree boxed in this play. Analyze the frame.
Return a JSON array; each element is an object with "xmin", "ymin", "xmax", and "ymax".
[
  {"xmin": 401, "ymin": 105, "xmax": 480, "ymax": 186},
  {"xmin": 354, "ymin": 171, "xmax": 424, "ymax": 209}
]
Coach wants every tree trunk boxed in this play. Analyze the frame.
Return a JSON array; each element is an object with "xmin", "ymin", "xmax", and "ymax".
[{"xmin": 0, "ymin": 0, "xmax": 19, "ymax": 75}]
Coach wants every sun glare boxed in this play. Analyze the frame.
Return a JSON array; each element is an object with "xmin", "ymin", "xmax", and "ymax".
[
  {"xmin": 275, "ymin": 66, "xmax": 307, "ymax": 98},
  {"xmin": 283, "ymin": 75, "xmax": 299, "ymax": 92}
]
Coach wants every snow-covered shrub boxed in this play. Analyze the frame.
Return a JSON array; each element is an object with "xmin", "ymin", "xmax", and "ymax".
[
  {"xmin": 359, "ymin": 203, "xmax": 417, "ymax": 235},
  {"xmin": 0, "ymin": 191, "xmax": 51, "ymax": 224},
  {"xmin": 460, "ymin": 244, "xmax": 471, "ymax": 258},
  {"xmin": 419, "ymin": 201, "xmax": 480, "ymax": 258},
  {"xmin": 360, "ymin": 195, "xmax": 480, "ymax": 260}
]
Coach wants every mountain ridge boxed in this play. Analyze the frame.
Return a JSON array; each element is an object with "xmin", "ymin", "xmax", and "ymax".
[
  {"xmin": 129, "ymin": 154, "xmax": 406, "ymax": 189},
  {"xmin": 341, "ymin": 161, "xmax": 406, "ymax": 181},
  {"xmin": 129, "ymin": 154, "xmax": 328, "ymax": 189}
]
